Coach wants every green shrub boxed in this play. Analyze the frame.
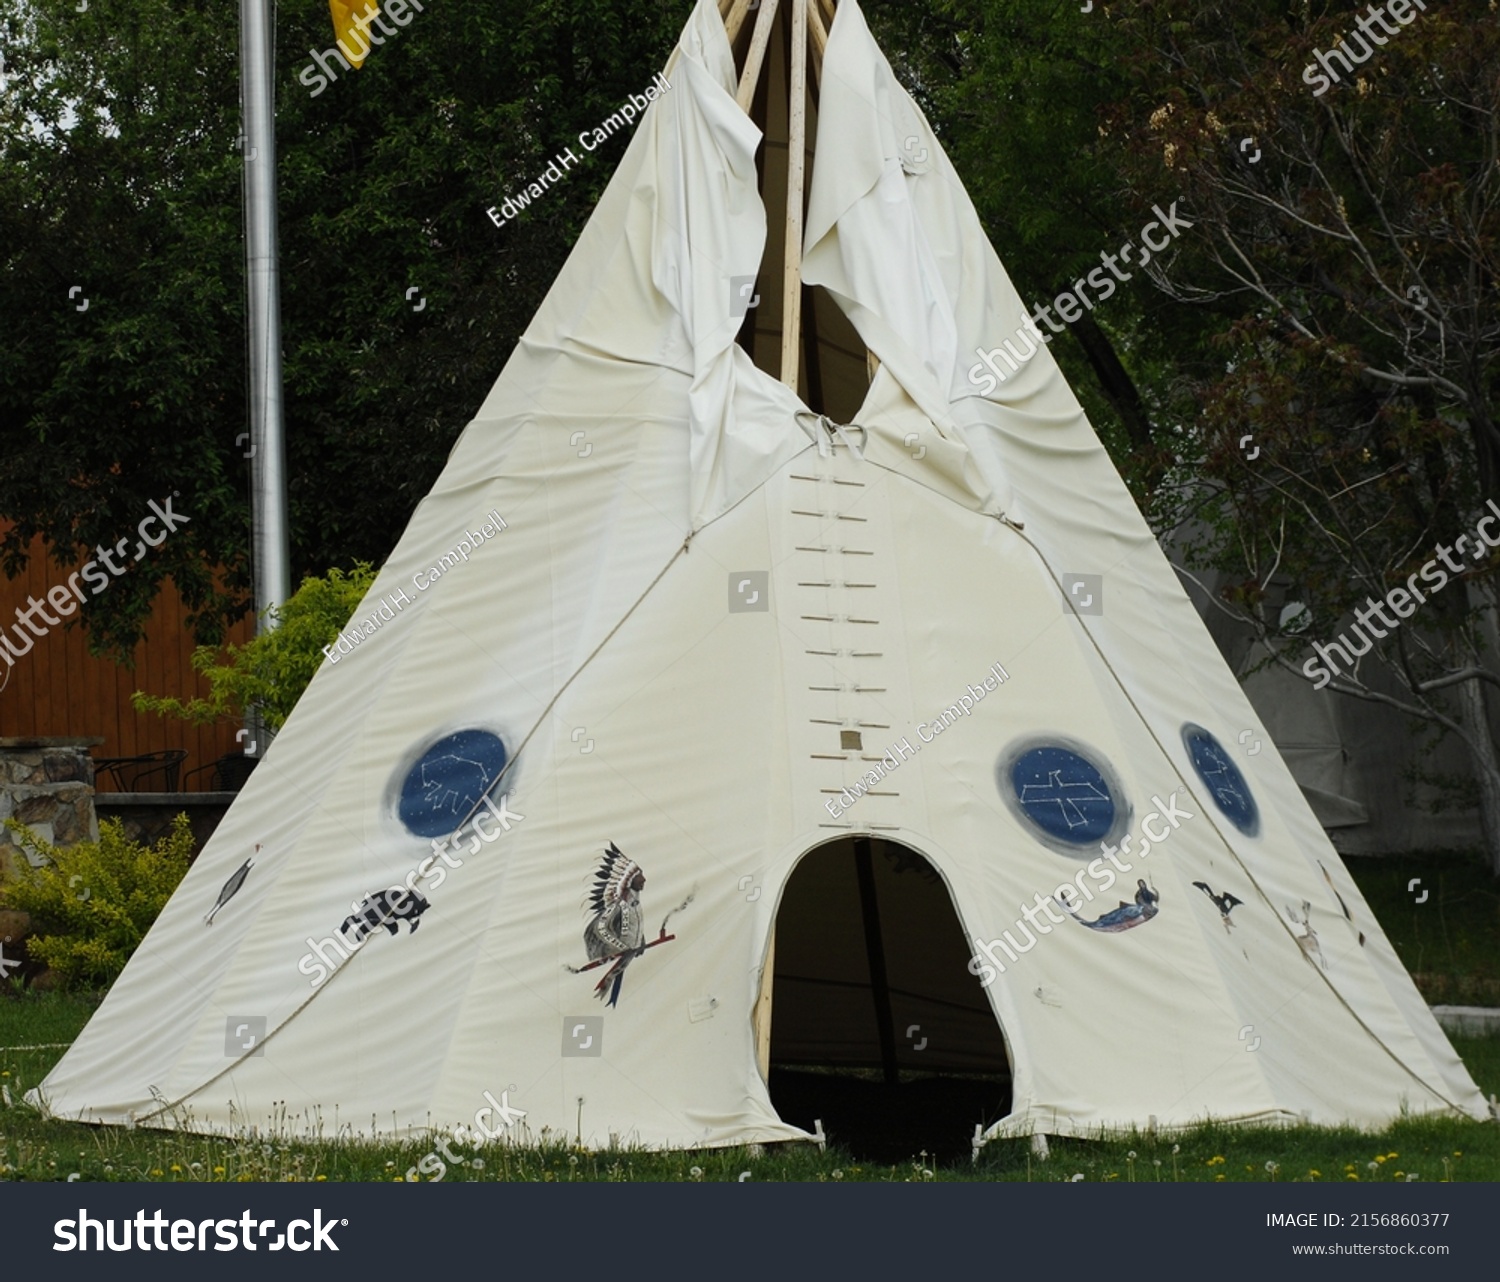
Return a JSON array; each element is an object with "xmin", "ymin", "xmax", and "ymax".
[
  {"xmin": 0, "ymin": 815, "xmax": 195, "ymax": 991},
  {"xmin": 131, "ymin": 562, "xmax": 377, "ymax": 731}
]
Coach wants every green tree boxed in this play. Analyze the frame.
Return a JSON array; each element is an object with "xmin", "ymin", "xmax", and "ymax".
[
  {"xmin": 1092, "ymin": 0, "xmax": 1500, "ymax": 871},
  {"xmin": 131, "ymin": 563, "xmax": 376, "ymax": 731},
  {"xmin": 0, "ymin": 0, "xmax": 252, "ymax": 656},
  {"xmin": 0, "ymin": 0, "xmax": 688, "ymax": 655}
]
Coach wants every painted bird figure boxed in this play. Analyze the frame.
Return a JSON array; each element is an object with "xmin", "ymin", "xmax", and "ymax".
[
  {"xmin": 583, "ymin": 843, "xmax": 648, "ymax": 1007},
  {"xmin": 1061, "ymin": 879, "xmax": 1159, "ymax": 933},
  {"xmin": 1193, "ymin": 881, "xmax": 1244, "ymax": 931}
]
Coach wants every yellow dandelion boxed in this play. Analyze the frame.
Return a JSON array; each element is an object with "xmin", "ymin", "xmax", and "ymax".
[
  {"xmin": 1386, "ymin": 1152, "xmax": 1398, "ymax": 1160},
  {"xmin": 1453, "ymin": 1151, "xmax": 1462, "ymax": 1158},
  {"xmin": 170, "ymin": 1164, "xmax": 182, "ymax": 1173},
  {"xmin": 150, "ymin": 1169, "xmax": 163, "ymax": 1177},
  {"xmin": 1214, "ymin": 1174, "xmax": 1225, "ymax": 1182},
  {"xmin": 213, "ymin": 1166, "xmax": 225, "ymax": 1175},
  {"xmin": 1375, "ymin": 1155, "xmax": 1386, "ymax": 1164},
  {"xmin": 1347, "ymin": 1173, "xmax": 1359, "ymax": 1181},
  {"xmin": 1309, "ymin": 1170, "xmax": 1321, "ymax": 1179},
  {"xmin": 315, "ymin": 1174, "xmax": 327, "ymax": 1181}
]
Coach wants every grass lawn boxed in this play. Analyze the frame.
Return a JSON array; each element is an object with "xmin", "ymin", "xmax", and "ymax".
[
  {"xmin": 2, "ymin": 990, "xmax": 1496, "ymax": 1183},
  {"xmin": 1348, "ymin": 849, "xmax": 1500, "ymax": 1006}
]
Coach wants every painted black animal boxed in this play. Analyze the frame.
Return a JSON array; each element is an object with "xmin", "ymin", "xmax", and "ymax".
[{"xmin": 340, "ymin": 888, "xmax": 431, "ymax": 943}]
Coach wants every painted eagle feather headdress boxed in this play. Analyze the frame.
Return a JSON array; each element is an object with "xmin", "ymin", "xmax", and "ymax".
[{"xmin": 588, "ymin": 841, "xmax": 642, "ymax": 915}]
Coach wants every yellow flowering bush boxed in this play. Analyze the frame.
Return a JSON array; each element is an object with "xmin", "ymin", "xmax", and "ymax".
[{"xmin": 0, "ymin": 815, "xmax": 194, "ymax": 990}]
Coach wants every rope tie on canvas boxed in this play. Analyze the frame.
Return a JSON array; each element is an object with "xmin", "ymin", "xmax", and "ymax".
[{"xmin": 798, "ymin": 409, "xmax": 866, "ymax": 459}]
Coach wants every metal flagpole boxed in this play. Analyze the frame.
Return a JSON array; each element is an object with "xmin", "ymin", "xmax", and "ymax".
[{"xmin": 239, "ymin": 0, "xmax": 290, "ymax": 755}]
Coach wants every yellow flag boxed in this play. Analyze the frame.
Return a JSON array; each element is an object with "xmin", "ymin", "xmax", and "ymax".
[{"xmin": 329, "ymin": 0, "xmax": 371, "ymax": 71}]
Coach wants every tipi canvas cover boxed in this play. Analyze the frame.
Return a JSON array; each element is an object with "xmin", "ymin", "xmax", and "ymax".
[{"xmin": 35, "ymin": 0, "xmax": 1487, "ymax": 1147}]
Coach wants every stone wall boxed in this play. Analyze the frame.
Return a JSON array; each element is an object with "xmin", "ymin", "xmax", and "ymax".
[
  {"xmin": 95, "ymin": 793, "xmax": 235, "ymax": 853},
  {"xmin": 0, "ymin": 736, "xmax": 101, "ymax": 883}
]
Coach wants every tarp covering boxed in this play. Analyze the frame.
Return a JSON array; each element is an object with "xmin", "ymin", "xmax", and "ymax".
[{"xmin": 36, "ymin": 0, "xmax": 1485, "ymax": 1148}]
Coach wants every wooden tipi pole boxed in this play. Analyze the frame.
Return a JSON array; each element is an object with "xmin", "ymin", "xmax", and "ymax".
[
  {"xmin": 779, "ymin": 0, "xmax": 808, "ymax": 390},
  {"xmin": 736, "ymin": 0, "xmax": 780, "ymax": 112},
  {"xmin": 723, "ymin": 0, "xmax": 756, "ymax": 47},
  {"xmin": 806, "ymin": 0, "xmax": 828, "ymax": 70},
  {"xmin": 754, "ymin": 932, "xmax": 776, "ymax": 1082}
]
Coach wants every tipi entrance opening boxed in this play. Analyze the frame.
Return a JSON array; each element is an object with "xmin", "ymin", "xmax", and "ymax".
[{"xmin": 764, "ymin": 836, "xmax": 1013, "ymax": 1162}]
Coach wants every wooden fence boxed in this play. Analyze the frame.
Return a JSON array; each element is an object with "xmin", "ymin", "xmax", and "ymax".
[{"xmin": 0, "ymin": 527, "xmax": 254, "ymax": 791}]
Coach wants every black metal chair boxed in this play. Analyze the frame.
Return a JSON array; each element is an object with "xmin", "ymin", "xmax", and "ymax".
[
  {"xmin": 181, "ymin": 752, "xmax": 260, "ymax": 792},
  {"xmin": 93, "ymin": 749, "xmax": 188, "ymax": 792}
]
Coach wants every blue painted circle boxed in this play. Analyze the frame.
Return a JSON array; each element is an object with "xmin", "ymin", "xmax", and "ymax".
[
  {"xmin": 1182, "ymin": 724, "xmax": 1259, "ymax": 836},
  {"xmin": 397, "ymin": 729, "xmax": 509, "ymax": 838},
  {"xmin": 1009, "ymin": 746, "xmax": 1117, "ymax": 846}
]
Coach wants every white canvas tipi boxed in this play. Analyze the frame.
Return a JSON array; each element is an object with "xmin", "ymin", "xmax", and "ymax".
[{"xmin": 35, "ymin": 0, "xmax": 1487, "ymax": 1149}]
